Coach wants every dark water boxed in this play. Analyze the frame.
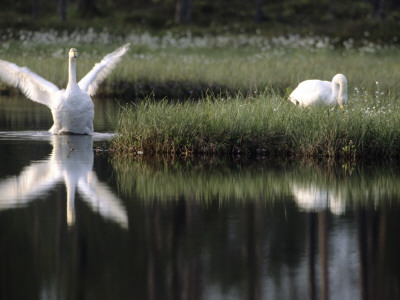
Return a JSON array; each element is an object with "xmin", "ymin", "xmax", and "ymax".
[{"xmin": 1, "ymin": 96, "xmax": 400, "ymax": 300}]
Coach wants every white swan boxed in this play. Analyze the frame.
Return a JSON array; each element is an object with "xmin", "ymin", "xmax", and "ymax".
[
  {"xmin": 289, "ymin": 74, "xmax": 348, "ymax": 110},
  {"xmin": 0, "ymin": 43, "xmax": 130, "ymax": 135}
]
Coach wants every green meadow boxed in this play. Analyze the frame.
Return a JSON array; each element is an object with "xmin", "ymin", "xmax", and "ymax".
[{"xmin": 1, "ymin": 31, "xmax": 400, "ymax": 160}]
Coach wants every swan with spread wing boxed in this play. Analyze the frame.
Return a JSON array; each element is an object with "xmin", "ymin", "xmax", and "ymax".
[{"xmin": 0, "ymin": 44, "xmax": 130, "ymax": 134}]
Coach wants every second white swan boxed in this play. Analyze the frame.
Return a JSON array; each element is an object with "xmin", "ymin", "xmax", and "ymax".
[
  {"xmin": 289, "ymin": 73, "xmax": 348, "ymax": 110},
  {"xmin": 0, "ymin": 43, "xmax": 130, "ymax": 135}
]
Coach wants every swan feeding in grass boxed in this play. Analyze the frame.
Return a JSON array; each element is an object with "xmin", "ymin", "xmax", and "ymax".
[
  {"xmin": 289, "ymin": 74, "xmax": 348, "ymax": 110},
  {"xmin": 0, "ymin": 43, "xmax": 130, "ymax": 135}
]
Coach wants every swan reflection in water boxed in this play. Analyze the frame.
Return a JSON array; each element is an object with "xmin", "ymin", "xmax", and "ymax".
[
  {"xmin": 0, "ymin": 134, "xmax": 128, "ymax": 228},
  {"xmin": 291, "ymin": 183, "xmax": 346, "ymax": 215}
]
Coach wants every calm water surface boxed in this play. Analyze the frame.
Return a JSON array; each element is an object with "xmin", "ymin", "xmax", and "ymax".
[{"xmin": 0, "ymin": 96, "xmax": 400, "ymax": 300}]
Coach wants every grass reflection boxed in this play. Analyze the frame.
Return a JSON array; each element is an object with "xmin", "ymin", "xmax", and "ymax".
[
  {"xmin": 112, "ymin": 156, "xmax": 400, "ymax": 211},
  {"xmin": 113, "ymin": 156, "xmax": 292, "ymax": 203}
]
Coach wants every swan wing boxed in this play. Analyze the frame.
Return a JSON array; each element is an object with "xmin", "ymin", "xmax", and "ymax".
[
  {"xmin": 78, "ymin": 43, "xmax": 130, "ymax": 96},
  {"xmin": 0, "ymin": 59, "xmax": 60, "ymax": 107}
]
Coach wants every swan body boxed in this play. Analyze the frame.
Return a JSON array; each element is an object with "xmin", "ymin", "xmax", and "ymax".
[
  {"xmin": 0, "ymin": 44, "xmax": 130, "ymax": 134},
  {"xmin": 289, "ymin": 74, "xmax": 348, "ymax": 110}
]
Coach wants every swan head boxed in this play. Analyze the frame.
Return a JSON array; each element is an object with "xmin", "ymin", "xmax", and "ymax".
[
  {"xmin": 339, "ymin": 95, "xmax": 348, "ymax": 111},
  {"xmin": 69, "ymin": 48, "xmax": 78, "ymax": 59}
]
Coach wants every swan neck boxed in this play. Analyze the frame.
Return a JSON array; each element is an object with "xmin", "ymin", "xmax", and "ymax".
[
  {"xmin": 68, "ymin": 57, "xmax": 77, "ymax": 85},
  {"xmin": 332, "ymin": 82, "xmax": 340, "ymax": 99},
  {"xmin": 338, "ymin": 84, "xmax": 345, "ymax": 97},
  {"xmin": 338, "ymin": 82, "xmax": 348, "ymax": 103},
  {"xmin": 333, "ymin": 75, "xmax": 348, "ymax": 105}
]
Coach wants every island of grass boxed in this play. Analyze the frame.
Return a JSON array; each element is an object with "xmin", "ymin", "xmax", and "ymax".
[{"xmin": 110, "ymin": 90, "xmax": 400, "ymax": 160}]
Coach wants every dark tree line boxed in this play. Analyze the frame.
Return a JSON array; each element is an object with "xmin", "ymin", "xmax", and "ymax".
[{"xmin": 1, "ymin": 0, "xmax": 400, "ymax": 24}]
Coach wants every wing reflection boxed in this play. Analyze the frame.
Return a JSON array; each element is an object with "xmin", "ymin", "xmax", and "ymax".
[
  {"xmin": 291, "ymin": 183, "xmax": 346, "ymax": 215},
  {"xmin": 0, "ymin": 135, "xmax": 128, "ymax": 228}
]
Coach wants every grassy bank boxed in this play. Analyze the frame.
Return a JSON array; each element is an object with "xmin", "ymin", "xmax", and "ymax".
[{"xmin": 110, "ymin": 88, "xmax": 400, "ymax": 159}]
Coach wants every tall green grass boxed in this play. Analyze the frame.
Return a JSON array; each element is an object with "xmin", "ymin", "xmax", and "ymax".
[{"xmin": 110, "ymin": 89, "xmax": 400, "ymax": 159}]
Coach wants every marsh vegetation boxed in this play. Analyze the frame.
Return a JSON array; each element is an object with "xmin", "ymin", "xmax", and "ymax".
[{"xmin": 111, "ymin": 88, "xmax": 400, "ymax": 159}]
